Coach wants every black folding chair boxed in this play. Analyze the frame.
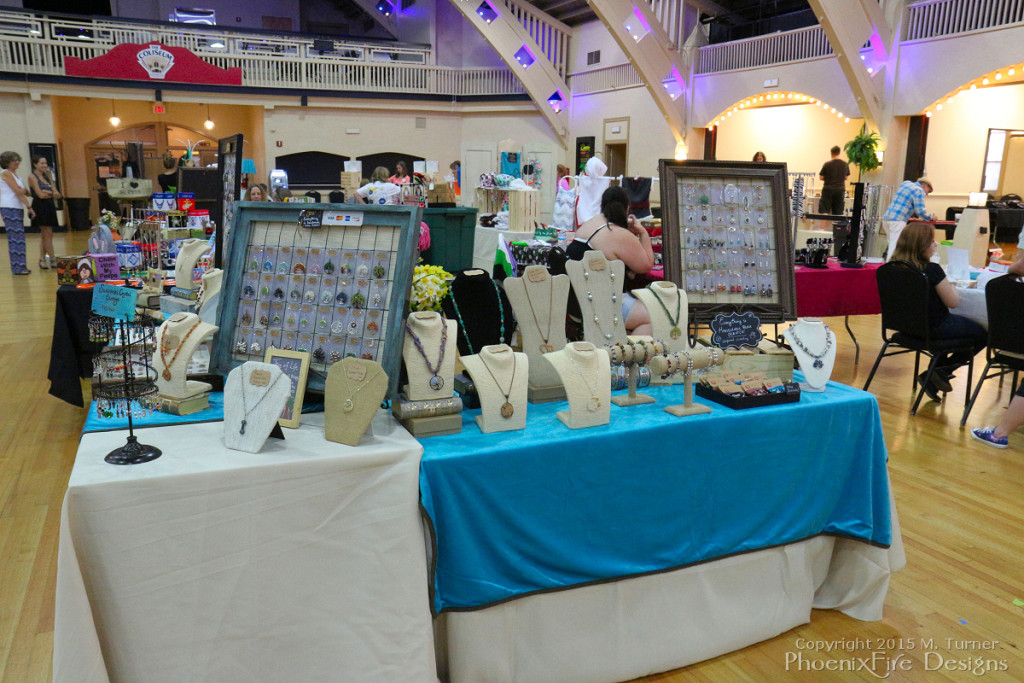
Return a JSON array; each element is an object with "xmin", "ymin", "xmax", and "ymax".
[
  {"xmin": 863, "ymin": 260, "xmax": 977, "ymax": 415},
  {"xmin": 960, "ymin": 274, "xmax": 1024, "ymax": 426}
]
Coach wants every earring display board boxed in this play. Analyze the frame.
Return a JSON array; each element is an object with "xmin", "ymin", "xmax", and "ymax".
[
  {"xmin": 659, "ymin": 160, "xmax": 796, "ymax": 324},
  {"xmin": 217, "ymin": 133, "xmax": 243, "ymax": 269},
  {"xmin": 212, "ymin": 202, "xmax": 422, "ymax": 398}
]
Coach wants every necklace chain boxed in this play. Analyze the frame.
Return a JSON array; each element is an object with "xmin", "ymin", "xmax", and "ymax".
[
  {"xmin": 582, "ymin": 265, "xmax": 619, "ymax": 340},
  {"xmin": 565, "ymin": 346, "xmax": 603, "ymax": 411},
  {"xmin": 339, "ymin": 360, "xmax": 384, "ymax": 412},
  {"xmin": 523, "ymin": 273, "xmax": 555, "ymax": 349},
  {"xmin": 238, "ymin": 368, "xmax": 287, "ymax": 435},
  {"xmin": 160, "ymin": 318, "xmax": 202, "ymax": 381},
  {"xmin": 405, "ymin": 317, "xmax": 448, "ymax": 389},
  {"xmin": 478, "ymin": 350, "xmax": 517, "ymax": 417},
  {"xmin": 646, "ymin": 283, "xmax": 681, "ymax": 327}
]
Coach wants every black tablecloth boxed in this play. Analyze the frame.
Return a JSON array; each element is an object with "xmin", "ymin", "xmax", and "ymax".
[
  {"xmin": 48, "ymin": 286, "xmax": 104, "ymax": 407},
  {"xmin": 944, "ymin": 206, "xmax": 1024, "ymax": 243}
]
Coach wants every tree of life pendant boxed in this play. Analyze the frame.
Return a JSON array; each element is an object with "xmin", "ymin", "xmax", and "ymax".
[
  {"xmin": 670, "ymin": 327, "xmax": 682, "ymax": 340},
  {"xmin": 429, "ymin": 375, "xmax": 444, "ymax": 391}
]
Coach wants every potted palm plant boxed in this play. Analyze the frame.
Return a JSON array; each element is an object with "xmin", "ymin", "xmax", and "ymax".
[{"xmin": 843, "ymin": 124, "xmax": 880, "ymax": 181}]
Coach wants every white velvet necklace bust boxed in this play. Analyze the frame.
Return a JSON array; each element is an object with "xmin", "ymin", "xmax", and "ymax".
[
  {"xmin": 223, "ymin": 361, "xmax": 291, "ymax": 453},
  {"xmin": 174, "ymin": 239, "xmax": 210, "ymax": 291},
  {"xmin": 782, "ymin": 318, "xmax": 836, "ymax": 391}
]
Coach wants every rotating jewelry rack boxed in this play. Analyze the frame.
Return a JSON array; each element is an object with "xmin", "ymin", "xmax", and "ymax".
[{"xmin": 89, "ymin": 314, "xmax": 162, "ymax": 464}]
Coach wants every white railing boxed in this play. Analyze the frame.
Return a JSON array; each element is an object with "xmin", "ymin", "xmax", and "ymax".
[
  {"xmin": 647, "ymin": 0, "xmax": 687, "ymax": 49},
  {"xmin": 570, "ymin": 63, "xmax": 644, "ymax": 95},
  {"xmin": 500, "ymin": 0, "xmax": 571, "ymax": 79},
  {"xmin": 696, "ymin": 25, "xmax": 832, "ymax": 74},
  {"xmin": 0, "ymin": 9, "xmax": 527, "ymax": 97},
  {"xmin": 906, "ymin": 0, "xmax": 1024, "ymax": 41}
]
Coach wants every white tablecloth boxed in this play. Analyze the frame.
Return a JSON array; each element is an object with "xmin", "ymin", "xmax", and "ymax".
[
  {"xmin": 472, "ymin": 227, "xmax": 534, "ymax": 270},
  {"xmin": 953, "ymin": 286, "xmax": 988, "ymax": 329},
  {"xmin": 435, "ymin": 485, "xmax": 904, "ymax": 683},
  {"xmin": 54, "ymin": 412, "xmax": 436, "ymax": 683}
]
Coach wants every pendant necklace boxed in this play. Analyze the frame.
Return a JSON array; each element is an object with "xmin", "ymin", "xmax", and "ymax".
[
  {"xmin": 566, "ymin": 347, "xmax": 602, "ymax": 412},
  {"xmin": 582, "ymin": 264, "xmax": 619, "ymax": 340},
  {"xmin": 340, "ymin": 362, "xmax": 384, "ymax": 412},
  {"xmin": 405, "ymin": 318, "xmax": 448, "ymax": 390},
  {"xmin": 238, "ymin": 371, "xmax": 287, "ymax": 435},
  {"xmin": 159, "ymin": 318, "xmax": 202, "ymax": 381},
  {"xmin": 787, "ymin": 325, "xmax": 833, "ymax": 369},
  {"xmin": 524, "ymin": 274, "xmax": 555, "ymax": 353},
  {"xmin": 646, "ymin": 283, "xmax": 683, "ymax": 340},
  {"xmin": 478, "ymin": 351, "xmax": 517, "ymax": 418}
]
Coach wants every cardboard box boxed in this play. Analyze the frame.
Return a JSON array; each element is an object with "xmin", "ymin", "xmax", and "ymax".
[{"xmin": 720, "ymin": 346, "xmax": 796, "ymax": 383}]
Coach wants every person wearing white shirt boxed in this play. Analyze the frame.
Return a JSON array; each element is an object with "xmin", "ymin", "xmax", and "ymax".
[{"xmin": 355, "ymin": 167, "xmax": 401, "ymax": 205}]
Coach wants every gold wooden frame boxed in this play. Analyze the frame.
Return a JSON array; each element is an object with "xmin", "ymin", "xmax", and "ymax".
[{"xmin": 263, "ymin": 348, "xmax": 311, "ymax": 428}]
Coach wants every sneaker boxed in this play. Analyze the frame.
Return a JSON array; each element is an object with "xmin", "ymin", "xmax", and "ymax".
[
  {"xmin": 917, "ymin": 373, "xmax": 942, "ymax": 402},
  {"xmin": 971, "ymin": 427, "xmax": 1008, "ymax": 449}
]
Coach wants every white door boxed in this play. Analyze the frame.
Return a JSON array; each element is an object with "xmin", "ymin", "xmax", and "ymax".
[{"xmin": 460, "ymin": 141, "xmax": 497, "ymax": 211}]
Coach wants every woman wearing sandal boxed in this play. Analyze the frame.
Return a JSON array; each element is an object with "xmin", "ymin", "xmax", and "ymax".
[
  {"xmin": 0, "ymin": 151, "xmax": 35, "ymax": 275},
  {"xmin": 28, "ymin": 155, "xmax": 60, "ymax": 270}
]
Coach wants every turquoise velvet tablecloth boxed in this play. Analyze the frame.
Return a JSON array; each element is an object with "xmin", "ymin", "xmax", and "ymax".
[{"xmin": 419, "ymin": 375, "xmax": 891, "ymax": 615}]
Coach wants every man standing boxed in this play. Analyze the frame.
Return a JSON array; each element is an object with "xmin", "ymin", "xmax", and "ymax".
[
  {"xmin": 818, "ymin": 145, "xmax": 850, "ymax": 214},
  {"xmin": 882, "ymin": 177, "xmax": 935, "ymax": 260}
]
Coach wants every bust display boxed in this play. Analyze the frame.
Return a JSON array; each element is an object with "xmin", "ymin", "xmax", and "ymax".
[
  {"xmin": 402, "ymin": 311, "xmax": 457, "ymax": 401},
  {"xmin": 223, "ymin": 361, "xmax": 291, "ymax": 453},
  {"xmin": 544, "ymin": 342, "xmax": 611, "ymax": 429},
  {"xmin": 154, "ymin": 312, "xmax": 218, "ymax": 399},
  {"xmin": 325, "ymin": 358, "xmax": 388, "ymax": 446},
  {"xmin": 461, "ymin": 344, "xmax": 529, "ymax": 433},
  {"xmin": 174, "ymin": 239, "xmax": 210, "ymax": 291},
  {"xmin": 782, "ymin": 318, "xmax": 836, "ymax": 391},
  {"xmin": 564, "ymin": 251, "xmax": 628, "ymax": 345},
  {"xmin": 503, "ymin": 266, "xmax": 569, "ymax": 388}
]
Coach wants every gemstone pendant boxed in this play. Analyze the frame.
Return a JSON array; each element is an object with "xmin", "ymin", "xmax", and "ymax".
[
  {"xmin": 500, "ymin": 401, "xmax": 514, "ymax": 418},
  {"xmin": 587, "ymin": 396, "xmax": 600, "ymax": 412},
  {"xmin": 813, "ymin": 359, "xmax": 824, "ymax": 369},
  {"xmin": 429, "ymin": 375, "xmax": 444, "ymax": 391},
  {"xmin": 541, "ymin": 343, "xmax": 553, "ymax": 353},
  {"xmin": 343, "ymin": 398, "xmax": 355, "ymax": 412},
  {"xmin": 239, "ymin": 419, "xmax": 247, "ymax": 435},
  {"xmin": 162, "ymin": 369, "xmax": 172, "ymax": 381},
  {"xmin": 670, "ymin": 326, "xmax": 682, "ymax": 340}
]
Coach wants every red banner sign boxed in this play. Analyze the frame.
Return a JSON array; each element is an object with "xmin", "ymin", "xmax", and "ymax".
[{"xmin": 64, "ymin": 42, "xmax": 242, "ymax": 86}]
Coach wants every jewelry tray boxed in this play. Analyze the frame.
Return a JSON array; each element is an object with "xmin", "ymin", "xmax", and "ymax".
[
  {"xmin": 212, "ymin": 202, "xmax": 422, "ymax": 399},
  {"xmin": 695, "ymin": 382, "xmax": 801, "ymax": 410}
]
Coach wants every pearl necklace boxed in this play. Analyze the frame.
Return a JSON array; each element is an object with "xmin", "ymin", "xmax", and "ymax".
[
  {"xmin": 582, "ymin": 263, "xmax": 619, "ymax": 340},
  {"xmin": 787, "ymin": 324, "xmax": 834, "ymax": 369}
]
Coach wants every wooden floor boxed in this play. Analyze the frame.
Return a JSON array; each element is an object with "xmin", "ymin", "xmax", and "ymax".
[{"xmin": 1, "ymin": 232, "xmax": 1022, "ymax": 682}]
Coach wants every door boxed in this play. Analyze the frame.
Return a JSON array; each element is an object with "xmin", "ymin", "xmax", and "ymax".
[
  {"xmin": 605, "ymin": 142, "xmax": 627, "ymax": 179},
  {"xmin": 460, "ymin": 141, "xmax": 497, "ymax": 210}
]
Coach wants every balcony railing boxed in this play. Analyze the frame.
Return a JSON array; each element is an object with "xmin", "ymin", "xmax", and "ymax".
[
  {"xmin": 571, "ymin": 63, "xmax": 644, "ymax": 95},
  {"xmin": 696, "ymin": 25, "xmax": 832, "ymax": 74},
  {"xmin": 0, "ymin": 9, "xmax": 526, "ymax": 97},
  {"xmin": 500, "ymin": 0, "xmax": 571, "ymax": 79},
  {"xmin": 906, "ymin": 0, "xmax": 1024, "ymax": 41}
]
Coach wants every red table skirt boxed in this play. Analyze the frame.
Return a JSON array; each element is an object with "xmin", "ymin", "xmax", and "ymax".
[{"xmin": 794, "ymin": 260, "xmax": 882, "ymax": 317}]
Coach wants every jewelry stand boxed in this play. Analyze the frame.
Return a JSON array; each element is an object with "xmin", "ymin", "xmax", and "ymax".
[
  {"xmin": 607, "ymin": 339, "xmax": 665, "ymax": 406},
  {"xmin": 782, "ymin": 318, "xmax": 836, "ymax": 392},
  {"xmin": 564, "ymin": 251, "xmax": 628, "ymax": 345},
  {"xmin": 324, "ymin": 358, "xmax": 388, "ymax": 446},
  {"xmin": 632, "ymin": 283, "xmax": 692, "ymax": 386},
  {"xmin": 544, "ymin": 342, "xmax": 611, "ymax": 429},
  {"xmin": 648, "ymin": 346, "xmax": 725, "ymax": 417},
  {"xmin": 440, "ymin": 269, "xmax": 516, "ymax": 356},
  {"xmin": 401, "ymin": 311, "xmax": 461, "ymax": 437},
  {"xmin": 174, "ymin": 238, "xmax": 210, "ymax": 291},
  {"xmin": 154, "ymin": 312, "xmax": 219, "ymax": 400},
  {"xmin": 461, "ymin": 345, "xmax": 529, "ymax": 433},
  {"xmin": 223, "ymin": 362, "xmax": 291, "ymax": 453},
  {"xmin": 197, "ymin": 267, "xmax": 222, "ymax": 324},
  {"xmin": 504, "ymin": 266, "xmax": 569, "ymax": 403},
  {"xmin": 89, "ymin": 314, "xmax": 162, "ymax": 465}
]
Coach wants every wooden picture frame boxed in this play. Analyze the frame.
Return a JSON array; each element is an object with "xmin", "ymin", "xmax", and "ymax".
[
  {"xmin": 263, "ymin": 348, "xmax": 311, "ymax": 428},
  {"xmin": 658, "ymin": 159, "xmax": 797, "ymax": 324}
]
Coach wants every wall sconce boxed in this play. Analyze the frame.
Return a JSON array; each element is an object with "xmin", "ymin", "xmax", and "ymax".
[
  {"xmin": 547, "ymin": 91, "xmax": 564, "ymax": 113},
  {"xmin": 513, "ymin": 45, "xmax": 535, "ymax": 68},
  {"xmin": 476, "ymin": 2, "xmax": 498, "ymax": 24},
  {"xmin": 109, "ymin": 101, "xmax": 120, "ymax": 127},
  {"xmin": 875, "ymin": 149, "xmax": 884, "ymax": 164},
  {"xmin": 674, "ymin": 141, "xmax": 687, "ymax": 161},
  {"xmin": 376, "ymin": 0, "xmax": 394, "ymax": 17},
  {"xmin": 203, "ymin": 104, "xmax": 214, "ymax": 130}
]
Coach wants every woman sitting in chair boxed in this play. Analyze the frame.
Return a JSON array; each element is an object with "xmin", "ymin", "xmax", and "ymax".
[{"xmin": 891, "ymin": 221, "xmax": 988, "ymax": 401}]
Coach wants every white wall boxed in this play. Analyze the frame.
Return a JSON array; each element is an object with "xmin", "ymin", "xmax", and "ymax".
[
  {"xmin": 0, "ymin": 93, "xmax": 55, "ymax": 165},
  {"xmin": 434, "ymin": 1, "xmax": 505, "ymax": 69},
  {"xmin": 570, "ymin": 19, "xmax": 629, "ymax": 73}
]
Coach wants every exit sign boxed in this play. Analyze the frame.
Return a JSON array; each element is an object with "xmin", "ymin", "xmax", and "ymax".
[{"xmin": 153, "ymin": 103, "xmax": 165, "ymax": 114}]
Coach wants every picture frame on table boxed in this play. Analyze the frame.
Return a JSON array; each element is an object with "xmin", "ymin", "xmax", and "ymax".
[
  {"xmin": 263, "ymin": 348, "xmax": 310, "ymax": 428},
  {"xmin": 659, "ymin": 159, "xmax": 797, "ymax": 324}
]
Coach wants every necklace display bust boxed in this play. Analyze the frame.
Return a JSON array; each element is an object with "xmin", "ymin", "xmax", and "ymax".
[
  {"xmin": 503, "ymin": 266, "xmax": 569, "ymax": 390},
  {"xmin": 402, "ymin": 311, "xmax": 457, "ymax": 401},
  {"xmin": 544, "ymin": 342, "xmax": 611, "ymax": 429},
  {"xmin": 325, "ymin": 358, "xmax": 388, "ymax": 446},
  {"xmin": 223, "ymin": 361, "xmax": 291, "ymax": 453},
  {"xmin": 174, "ymin": 239, "xmax": 210, "ymax": 291},
  {"xmin": 564, "ymin": 251, "xmax": 628, "ymax": 345},
  {"xmin": 154, "ymin": 312, "xmax": 218, "ymax": 399},
  {"xmin": 440, "ymin": 269, "xmax": 516, "ymax": 356},
  {"xmin": 197, "ymin": 267, "xmax": 222, "ymax": 324},
  {"xmin": 782, "ymin": 318, "xmax": 836, "ymax": 391},
  {"xmin": 461, "ymin": 344, "xmax": 529, "ymax": 433},
  {"xmin": 632, "ymin": 282, "xmax": 692, "ymax": 385}
]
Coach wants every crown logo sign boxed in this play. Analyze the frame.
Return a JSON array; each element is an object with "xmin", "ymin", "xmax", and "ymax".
[{"xmin": 136, "ymin": 44, "xmax": 175, "ymax": 79}]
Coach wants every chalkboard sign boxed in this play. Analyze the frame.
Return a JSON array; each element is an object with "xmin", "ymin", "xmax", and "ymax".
[
  {"xmin": 263, "ymin": 348, "xmax": 310, "ymax": 428},
  {"xmin": 710, "ymin": 311, "xmax": 763, "ymax": 349},
  {"xmin": 298, "ymin": 209, "xmax": 323, "ymax": 230}
]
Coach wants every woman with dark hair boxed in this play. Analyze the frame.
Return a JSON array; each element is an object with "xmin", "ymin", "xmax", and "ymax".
[
  {"xmin": 158, "ymin": 154, "xmax": 178, "ymax": 192},
  {"xmin": 566, "ymin": 185, "xmax": 655, "ymax": 333},
  {"xmin": 752, "ymin": 151, "xmax": 767, "ymax": 162},
  {"xmin": 28, "ymin": 155, "xmax": 60, "ymax": 269},
  {"xmin": 0, "ymin": 150, "xmax": 35, "ymax": 274},
  {"xmin": 891, "ymin": 221, "xmax": 987, "ymax": 401}
]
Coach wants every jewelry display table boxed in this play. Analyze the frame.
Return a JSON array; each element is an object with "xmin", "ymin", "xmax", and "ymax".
[
  {"xmin": 49, "ymin": 285, "xmax": 105, "ymax": 406},
  {"xmin": 952, "ymin": 285, "xmax": 988, "ymax": 329},
  {"xmin": 422, "ymin": 378, "xmax": 903, "ymax": 683},
  {"xmin": 793, "ymin": 259, "xmax": 883, "ymax": 363},
  {"xmin": 55, "ymin": 412, "xmax": 435, "ymax": 683}
]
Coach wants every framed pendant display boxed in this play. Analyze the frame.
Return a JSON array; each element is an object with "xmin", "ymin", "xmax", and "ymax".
[
  {"xmin": 213, "ymin": 201, "xmax": 422, "ymax": 398},
  {"xmin": 659, "ymin": 160, "xmax": 796, "ymax": 324}
]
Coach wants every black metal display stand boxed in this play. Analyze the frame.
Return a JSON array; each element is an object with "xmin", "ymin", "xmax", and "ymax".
[
  {"xmin": 90, "ymin": 315, "xmax": 162, "ymax": 465},
  {"xmin": 842, "ymin": 182, "xmax": 866, "ymax": 269}
]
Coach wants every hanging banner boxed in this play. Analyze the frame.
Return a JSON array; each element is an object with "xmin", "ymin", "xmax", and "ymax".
[{"xmin": 64, "ymin": 42, "xmax": 242, "ymax": 86}]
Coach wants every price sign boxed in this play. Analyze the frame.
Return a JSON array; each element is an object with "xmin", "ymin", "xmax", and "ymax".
[
  {"xmin": 92, "ymin": 283, "xmax": 138, "ymax": 321},
  {"xmin": 710, "ymin": 311, "xmax": 763, "ymax": 349}
]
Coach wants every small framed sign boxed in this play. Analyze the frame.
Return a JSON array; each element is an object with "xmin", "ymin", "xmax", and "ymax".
[
  {"xmin": 710, "ymin": 311, "xmax": 764, "ymax": 349},
  {"xmin": 263, "ymin": 348, "xmax": 311, "ymax": 428}
]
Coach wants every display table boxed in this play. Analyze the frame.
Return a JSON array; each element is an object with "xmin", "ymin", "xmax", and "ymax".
[
  {"xmin": 952, "ymin": 286, "xmax": 988, "ymax": 329},
  {"xmin": 49, "ymin": 285, "xmax": 105, "ymax": 407},
  {"xmin": 422, "ymin": 379, "xmax": 903, "ymax": 683},
  {"xmin": 472, "ymin": 226, "xmax": 534, "ymax": 271},
  {"xmin": 794, "ymin": 260, "xmax": 883, "ymax": 363},
  {"xmin": 54, "ymin": 412, "xmax": 436, "ymax": 683}
]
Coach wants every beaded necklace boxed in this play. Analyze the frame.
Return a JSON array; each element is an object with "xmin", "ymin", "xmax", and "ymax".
[
  {"xmin": 787, "ymin": 324, "xmax": 833, "ymax": 369},
  {"xmin": 405, "ymin": 318, "xmax": 448, "ymax": 390},
  {"xmin": 447, "ymin": 279, "xmax": 506, "ymax": 355},
  {"xmin": 159, "ymin": 318, "xmax": 202, "ymax": 381},
  {"xmin": 645, "ymin": 283, "xmax": 682, "ymax": 340},
  {"xmin": 582, "ymin": 262, "xmax": 619, "ymax": 340}
]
